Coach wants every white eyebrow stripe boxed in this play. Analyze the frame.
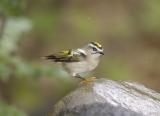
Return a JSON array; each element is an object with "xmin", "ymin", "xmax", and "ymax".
[{"xmin": 89, "ymin": 43, "xmax": 96, "ymax": 48}]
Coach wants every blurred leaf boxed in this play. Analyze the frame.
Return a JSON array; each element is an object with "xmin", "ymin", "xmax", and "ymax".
[
  {"xmin": 140, "ymin": 0, "xmax": 160, "ymax": 31},
  {"xmin": 0, "ymin": 101, "xmax": 27, "ymax": 116},
  {"xmin": 30, "ymin": 10, "xmax": 60, "ymax": 39},
  {"xmin": 0, "ymin": 63, "xmax": 11, "ymax": 81},
  {"xmin": 72, "ymin": 13, "xmax": 97, "ymax": 37},
  {"xmin": 0, "ymin": 0, "xmax": 27, "ymax": 16}
]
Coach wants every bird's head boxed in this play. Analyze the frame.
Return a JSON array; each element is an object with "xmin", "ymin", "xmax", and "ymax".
[{"xmin": 84, "ymin": 41, "xmax": 104, "ymax": 57}]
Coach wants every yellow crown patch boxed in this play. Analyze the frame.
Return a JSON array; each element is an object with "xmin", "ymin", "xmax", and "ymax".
[{"xmin": 91, "ymin": 42, "xmax": 102, "ymax": 49}]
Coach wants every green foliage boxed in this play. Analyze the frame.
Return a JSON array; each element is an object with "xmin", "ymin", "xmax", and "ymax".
[
  {"xmin": 142, "ymin": 0, "xmax": 160, "ymax": 31},
  {"xmin": 0, "ymin": 17, "xmax": 64, "ymax": 115},
  {"xmin": 0, "ymin": 0, "xmax": 26, "ymax": 16},
  {"xmin": 0, "ymin": 17, "xmax": 60, "ymax": 80},
  {"xmin": 0, "ymin": 101, "xmax": 27, "ymax": 116}
]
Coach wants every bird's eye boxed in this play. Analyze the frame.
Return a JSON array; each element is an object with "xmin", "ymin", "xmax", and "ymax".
[{"xmin": 92, "ymin": 47, "xmax": 97, "ymax": 51}]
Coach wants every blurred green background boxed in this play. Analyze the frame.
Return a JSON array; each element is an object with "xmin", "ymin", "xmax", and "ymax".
[{"xmin": 0, "ymin": 0, "xmax": 160, "ymax": 116}]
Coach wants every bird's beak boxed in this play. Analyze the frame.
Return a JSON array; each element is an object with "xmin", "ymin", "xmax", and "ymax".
[{"xmin": 99, "ymin": 51, "xmax": 104, "ymax": 55}]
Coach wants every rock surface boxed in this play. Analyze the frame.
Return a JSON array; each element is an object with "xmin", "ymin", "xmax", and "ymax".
[{"xmin": 50, "ymin": 78, "xmax": 160, "ymax": 116}]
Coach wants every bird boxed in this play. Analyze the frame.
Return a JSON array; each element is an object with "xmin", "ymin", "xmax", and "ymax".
[{"xmin": 44, "ymin": 41, "xmax": 104, "ymax": 83}]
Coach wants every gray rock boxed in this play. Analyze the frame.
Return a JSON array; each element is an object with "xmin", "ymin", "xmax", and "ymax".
[{"xmin": 50, "ymin": 79, "xmax": 160, "ymax": 116}]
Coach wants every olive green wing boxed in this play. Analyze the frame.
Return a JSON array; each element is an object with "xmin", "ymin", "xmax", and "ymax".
[{"xmin": 44, "ymin": 49, "xmax": 82, "ymax": 62}]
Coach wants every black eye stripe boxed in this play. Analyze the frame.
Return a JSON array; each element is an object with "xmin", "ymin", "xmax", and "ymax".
[{"xmin": 92, "ymin": 47, "xmax": 97, "ymax": 51}]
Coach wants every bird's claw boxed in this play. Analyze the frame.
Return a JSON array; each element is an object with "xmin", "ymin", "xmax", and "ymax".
[{"xmin": 80, "ymin": 77, "xmax": 97, "ymax": 85}]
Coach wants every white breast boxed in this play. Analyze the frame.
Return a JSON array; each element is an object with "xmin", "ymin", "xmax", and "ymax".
[{"xmin": 64, "ymin": 57, "xmax": 99, "ymax": 75}]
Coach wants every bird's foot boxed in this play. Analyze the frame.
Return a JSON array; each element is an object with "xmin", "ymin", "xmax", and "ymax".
[{"xmin": 80, "ymin": 77, "xmax": 97, "ymax": 85}]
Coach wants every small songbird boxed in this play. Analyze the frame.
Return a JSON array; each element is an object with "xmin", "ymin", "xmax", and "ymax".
[{"xmin": 44, "ymin": 42, "xmax": 104, "ymax": 82}]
